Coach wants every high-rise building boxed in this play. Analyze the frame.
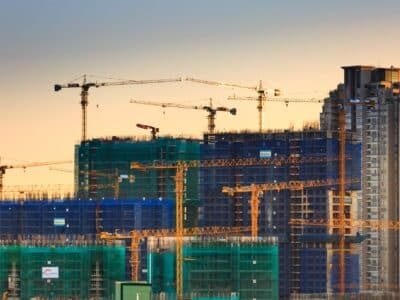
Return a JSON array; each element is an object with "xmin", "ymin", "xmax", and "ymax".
[{"xmin": 321, "ymin": 65, "xmax": 400, "ymax": 294}]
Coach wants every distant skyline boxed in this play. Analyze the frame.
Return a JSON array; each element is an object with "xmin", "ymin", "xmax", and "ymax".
[{"xmin": 1, "ymin": 0, "xmax": 400, "ymax": 187}]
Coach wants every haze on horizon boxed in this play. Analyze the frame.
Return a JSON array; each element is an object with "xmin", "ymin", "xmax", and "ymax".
[{"xmin": 1, "ymin": 0, "xmax": 399, "ymax": 187}]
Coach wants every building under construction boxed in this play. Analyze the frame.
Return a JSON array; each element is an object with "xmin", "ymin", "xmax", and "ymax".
[
  {"xmin": 0, "ymin": 199, "xmax": 173, "ymax": 237},
  {"xmin": 0, "ymin": 198, "xmax": 174, "ymax": 284},
  {"xmin": 75, "ymin": 136, "xmax": 200, "ymax": 227},
  {"xmin": 71, "ymin": 129, "xmax": 364, "ymax": 298}
]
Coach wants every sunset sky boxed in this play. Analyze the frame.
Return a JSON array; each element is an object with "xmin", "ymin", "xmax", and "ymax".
[{"xmin": 1, "ymin": 0, "xmax": 400, "ymax": 187}]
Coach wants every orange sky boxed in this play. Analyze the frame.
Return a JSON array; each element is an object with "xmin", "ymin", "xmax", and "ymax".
[{"xmin": 1, "ymin": 1, "xmax": 400, "ymax": 187}]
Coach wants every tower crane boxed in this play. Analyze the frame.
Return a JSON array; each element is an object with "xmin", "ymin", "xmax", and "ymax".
[
  {"xmin": 130, "ymin": 98, "xmax": 236, "ymax": 134},
  {"xmin": 131, "ymin": 162, "xmax": 186, "ymax": 299},
  {"xmin": 186, "ymin": 77, "xmax": 281, "ymax": 132},
  {"xmin": 136, "ymin": 123, "xmax": 159, "ymax": 140},
  {"xmin": 0, "ymin": 159, "xmax": 72, "ymax": 200},
  {"xmin": 100, "ymin": 226, "xmax": 250, "ymax": 283},
  {"xmin": 54, "ymin": 75, "xmax": 182, "ymax": 141}
]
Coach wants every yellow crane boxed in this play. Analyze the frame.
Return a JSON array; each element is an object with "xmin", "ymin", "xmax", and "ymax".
[
  {"xmin": 54, "ymin": 75, "xmax": 182, "ymax": 141},
  {"xmin": 330, "ymin": 96, "xmax": 376, "ymax": 295},
  {"xmin": 131, "ymin": 162, "xmax": 186, "ymax": 299},
  {"xmin": 186, "ymin": 77, "xmax": 281, "ymax": 132},
  {"xmin": 0, "ymin": 159, "xmax": 72, "ymax": 200},
  {"xmin": 130, "ymin": 98, "xmax": 236, "ymax": 134}
]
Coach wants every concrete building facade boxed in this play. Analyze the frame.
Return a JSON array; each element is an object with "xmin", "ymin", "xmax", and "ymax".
[{"xmin": 321, "ymin": 66, "xmax": 400, "ymax": 293}]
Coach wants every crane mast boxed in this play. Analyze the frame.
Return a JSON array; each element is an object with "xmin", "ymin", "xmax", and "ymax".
[
  {"xmin": 80, "ymin": 75, "xmax": 89, "ymax": 142},
  {"xmin": 54, "ymin": 75, "xmax": 182, "ymax": 141},
  {"xmin": 338, "ymin": 101, "xmax": 346, "ymax": 295}
]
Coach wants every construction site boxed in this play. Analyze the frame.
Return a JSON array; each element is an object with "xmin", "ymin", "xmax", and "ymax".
[{"xmin": 1, "ymin": 65, "xmax": 400, "ymax": 300}]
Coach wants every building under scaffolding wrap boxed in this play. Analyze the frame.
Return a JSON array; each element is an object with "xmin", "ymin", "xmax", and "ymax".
[
  {"xmin": 75, "ymin": 136, "xmax": 200, "ymax": 227},
  {"xmin": 147, "ymin": 236, "xmax": 279, "ymax": 300},
  {"xmin": 0, "ymin": 198, "xmax": 174, "ymax": 281},
  {"xmin": 199, "ymin": 131, "xmax": 362, "ymax": 298},
  {"xmin": 0, "ymin": 244, "xmax": 125, "ymax": 299},
  {"xmin": 0, "ymin": 199, "xmax": 173, "ymax": 237}
]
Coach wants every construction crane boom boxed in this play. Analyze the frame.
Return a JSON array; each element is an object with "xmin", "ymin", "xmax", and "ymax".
[
  {"xmin": 0, "ymin": 159, "xmax": 72, "ymax": 200},
  {"xmin": 229, "ymin": 95, "xmax": 322, "ymax": 105},
  {"xmin": 136, "ymin": 123, "xmax": 159, "ymax": 140},
  {"xmin": 185, "ymin": 77, "xmax": 257, "ymax": 91},
  {"xmin": 54, "ymin": 75, "xmax": 182, "ymax": 141},
  {"xmin": 132, "ymin": 155, "xmax": 350, "ymax": 170},
  {"xmin": 54, "ymin": 78, "xmax": 182, "ymax": 91},
  {"xmin": 130, "ymin": 98, "xmax": 236, "ymax": 134}
]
